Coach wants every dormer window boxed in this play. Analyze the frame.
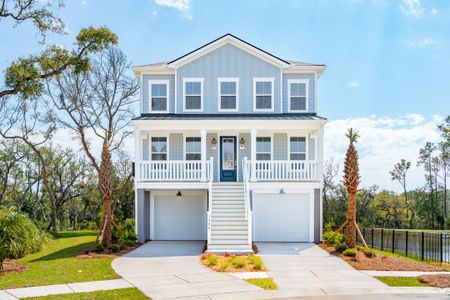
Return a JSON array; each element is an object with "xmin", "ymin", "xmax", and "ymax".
[
  {"xmin": 288, "ymin": 79, "xmax": 308, "ymax": 112},
  {"xmin": 218, "ymin": 78, "xmax": 239, "ymax": 112},
  {"xmin": 253, "ymin": 78, "xmax": 274, "ymax": 112},
  {"xmin": 149, "ymin": 80, "xmax": 169, "ymax": 113},
  {"xmin": 183, "ymin": 78, "xmax": 203, "ymax": 112}
]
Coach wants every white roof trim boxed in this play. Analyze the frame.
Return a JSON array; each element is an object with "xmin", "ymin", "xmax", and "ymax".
[{"xmin": 167, "ymin": 35, "xmax": 290, "ymax": 69}]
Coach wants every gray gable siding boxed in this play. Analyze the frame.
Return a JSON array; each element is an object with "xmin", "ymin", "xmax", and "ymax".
[
  {"xmin": 142, "ymin": 74, "xmax": 175, "ymax": 113},
  {"xmin": 282, "ymin": 73, "xmax": 316, "ymax": 113},
  {"xmin": 176, "ymin": 44, "xmax": 281, "ymax": 114}
]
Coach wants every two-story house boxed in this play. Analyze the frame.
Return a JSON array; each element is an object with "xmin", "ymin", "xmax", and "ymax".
[{"xmin": 132, "ymin": 34, "xmax": 326, "ymax": 253}]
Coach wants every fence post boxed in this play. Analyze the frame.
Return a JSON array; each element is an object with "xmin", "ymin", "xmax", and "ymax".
[
  {"xmin": 371, "ymin": 228, "xmax": 374, "ymax": 248},
  {"xmin": 421, "ymin": 231, "xmax": 425, "ymax": 261},
  {"xmin": 405, "ymin": 230, "xmax": 409, "ymax": 257},
  {"xmin": 440, "ymin": 233, "xmax": 443, "ymax": 263},
  {"xmin": 392, "ymin": 230, "xmax": 395, "ymax": 253},
  {"xmin": 381, "ymin": 229, "xmax": 384, "ymax": 251}
]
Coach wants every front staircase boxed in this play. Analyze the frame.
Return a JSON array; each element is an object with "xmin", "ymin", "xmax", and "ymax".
[{"xmin": 207, "ymin": 182, "xmax": 252, "ymax": 253}]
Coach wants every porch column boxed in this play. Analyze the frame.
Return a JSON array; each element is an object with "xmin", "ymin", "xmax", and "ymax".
[
  {"xmin": 201, "ymin": 128, "xmax": 207, "ymax": 181},
  {"xmin": 134, "ymin": 128, "xmax": 141, "ymax": 181},
  {"xmin": 317, "ymin": 127, "xmax": 324, "ymax": 182},
  {"xmin": 250, "ymin": 128, "xmax": 257, "ymax": 182}
]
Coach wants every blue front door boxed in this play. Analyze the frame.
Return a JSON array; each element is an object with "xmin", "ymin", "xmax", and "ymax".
[{"xmin": 220, "ymin": 136, "xmax": 237, "ymax": 181}]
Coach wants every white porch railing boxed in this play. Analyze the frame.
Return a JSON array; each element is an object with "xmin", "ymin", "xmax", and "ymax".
[
  {"xmin": 137, "ymin": 160, "xmax": 213, "ymax": 181},
  {"xmin": 245, "ymin": 160, "xmax": 319, "ymax": 181}
]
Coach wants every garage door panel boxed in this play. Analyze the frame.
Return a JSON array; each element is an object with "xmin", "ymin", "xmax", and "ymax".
[
  {"xmin": 253, "ymin": 194, "xmax": 310, "ymax": 242},
  {"xmin": 154, "ymin": 195, "xmax": 206, "ymax": 240}
]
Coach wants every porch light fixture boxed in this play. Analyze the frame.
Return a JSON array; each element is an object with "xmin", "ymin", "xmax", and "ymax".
[
  {"xmin": 279, "ymin": 189, "xmax": 285, "ymax": 195},
  {"xmin": 176, "ymin": 190, "xmax": 182, "ymax": 197},
  {"xmin": 211, "ymin": 138, "xmax": 217, "ymax": 149},
  {"xmin": 239, "ymin": 138, "xmax": 246, "ymax": 149}
]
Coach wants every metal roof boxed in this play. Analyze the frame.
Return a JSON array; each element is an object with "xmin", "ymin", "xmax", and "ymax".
[{"xmin": 133, "ymin": 113, "xmax": 326, "ymax": 121}]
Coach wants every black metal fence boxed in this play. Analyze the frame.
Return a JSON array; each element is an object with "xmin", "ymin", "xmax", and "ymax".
[{"xmin": 357, "ymin": 228, "xmax": 450, "ymax": 263}]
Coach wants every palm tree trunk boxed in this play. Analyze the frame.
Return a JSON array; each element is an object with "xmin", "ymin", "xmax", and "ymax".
[
  {"xmin": 99, "ymin": 142, "xmax": 113, "ymax": 246},
  {"xmin": 345, "ymin": 191, "xmax": 357, "ymax": 248}
]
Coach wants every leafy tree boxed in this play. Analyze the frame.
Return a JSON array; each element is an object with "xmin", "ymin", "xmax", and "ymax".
[{"xmin": 390, "ymin": 159, "xmax": 412, "ymax": 227}]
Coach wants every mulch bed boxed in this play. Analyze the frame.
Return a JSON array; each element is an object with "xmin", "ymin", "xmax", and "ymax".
[
  {"xmin": 319, "ymin": 243, "xmax": 441, "ymax": 272},
  {"xmin": 0, "ymin": 259, "xmax": 28, "ymax": 275},
  {"xmin": 76, "ymin": 243, "xmax": 142, "ymax": 259},
  {"xmin": 418, "ymin": 274, "xmax": 450, "ymax": 288}
]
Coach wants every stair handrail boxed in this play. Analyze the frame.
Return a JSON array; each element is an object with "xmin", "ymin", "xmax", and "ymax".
[
  {"xmin": 243, "ymin": 157, "xmax": 250, "ymax": 221},
  {"xmin": 207, "ymin": 156, "xmax": 214, "ymax": 246}
]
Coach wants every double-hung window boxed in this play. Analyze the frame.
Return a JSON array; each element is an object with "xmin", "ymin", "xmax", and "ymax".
[
  {"xmin": 288, "ymin": 79, "xmax": 308, "ymax": 112},
  {"xmin": 185, "ymin": 137, "xmax": 201, "ymax": 160},
  {"xmin": 151, "ymin": 137, "xmax": 167, "ymax": 160},
  {"xmin": 256, "ymin": 137, "xmax": 272, "ymax": 160},
  {"xmin": 149, "ymin": 81, "xmax": 169, "ymax": 112},
  {"xmin": 253, "ymin": 78, "xmax": 274, "ymax": 111},
  {"xmin": 290, "ymin": 137, "xmax": 306, "ymax": 160},
  {"xmin": 218, "ymin": 78, "xmax": 239, "ymax": 111},
  {"xmin": 183, "ymin": 78, "xmax": 203, "ymax": 111}
]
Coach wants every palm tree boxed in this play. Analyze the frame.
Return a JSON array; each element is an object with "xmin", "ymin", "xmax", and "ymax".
[{"xmin": 336, "ymin": 128, "xmax": 367, "ymax": 248}]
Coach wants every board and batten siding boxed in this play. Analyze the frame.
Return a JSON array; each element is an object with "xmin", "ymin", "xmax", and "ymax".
[
  {"xmin": 176, "ymin": 44, "xmax": 281, "ymax": 114},
  {"xmin": 282, "ymin": 73, "xmax": 316, "ymax": 113},
  {"xmin": 141, "ymin": 74, "xmax": 175, "ymax": 113}
]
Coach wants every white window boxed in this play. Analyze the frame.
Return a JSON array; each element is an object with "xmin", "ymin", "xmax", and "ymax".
[
  {"xmin": 149, "ymin": 80, "xmax": 169, "ymax": 112},
  {"xmin": 288, "ymin": 79, "xmax": 308, "ymax": 112},
  {"xmin": 185, "ymin": 137, "xmax": 201, "ymax": 160},
  {"xmin": 289, "ymin": 137, "xmax": 306, "ymax": 160},
  {"xmin": 183, "ymin": 78, "xmax": 203, "ymax": 111},
  {"xmin": 218, "ymin": 78, "xmax": 239, "ymax": 111},
  {"xmin": 256, "ymin": 137, "xmax": 272, "ymax": 160},
  {"xmin": 253, "ymin": 78, "xmax": 274, "ymax": 111},
  {"xmin": 151, "ymin": 137, "xmax": 167, "ymax": 160}
]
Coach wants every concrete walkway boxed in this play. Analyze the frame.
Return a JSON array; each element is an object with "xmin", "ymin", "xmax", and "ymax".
[
  {"xmin": 0, "ymin": 279, "xmax": 132, "ymax": 299},
  {"xmin": 362, "ymin": 270, "xmax": 450, "ymax": 277}
]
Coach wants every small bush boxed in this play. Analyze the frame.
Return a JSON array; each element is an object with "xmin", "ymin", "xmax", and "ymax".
[
  {"xmin": 247, "ymin": 256, "xmax": 263, "ymax": 270},
  {"xmin": 245, "ymin": 278, "xmax": 277, "ymax": 290},
  {"xmin": 79, "ymin": 221, "xmax": 98, "ymax": 230},
  {"xmin": 343, "ymin": 249, "xmax": 357, "ymax": 257},
  {"xmin": 94, "ymin": 243, "xmax": 105, "ymax": 253},
  {"xmin": 204, "ymin": 255, "xmax": 218, "ymax": 267},
  {"xmin": 362, "ymin": 248, "xmax": 376, "ymax": 258},
  {"xmin": 108, "ymin": 243, "xmax": 122, "ymax": 253},
  {"xmin": 335, "ymin": 242, "xmax": 347, "ymax": 253},
  {"xmin": 0, "ymin": 208, "xmax": 46, "ymax": 271},
  {"xmin": 231, "ymin": 257, "xmax": 245, "ymax": 268},
  {"xmin": 122, "ymin": 218, "xmax": 137, "ymax": 242},
  {"xmin": 323, "ymin": 230, "xmax": 345, "ymax": 245},
  {"xmin": 218, "ymin": 260, "xmax": 229, "ymax": 271}
]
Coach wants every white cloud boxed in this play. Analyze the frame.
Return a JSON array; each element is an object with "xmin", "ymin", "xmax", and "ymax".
[
  {"xmin": 151, "ymin": 11, "xmax": 158, "ymax": 17},
  {"xmin": 154, "ymin": 0, "xmax": 192, "ymax": 20},
  {"xmin": 400, "ymin": 0, "xmax": 438, "ymax": 17},
  {"xmin": 81, "ymin": 0, "xmax": 87, "ymax": 6},
  {"xmin": 324, "ymin": 114, "xmax": 444, "ymax": 192},
  {"xmin": 404, "ymin": 36, "xmax": 440, "ymax": 47},
  {"xmin": 347, "ymin": 81, "xmax": 360, "ymax": 88}
]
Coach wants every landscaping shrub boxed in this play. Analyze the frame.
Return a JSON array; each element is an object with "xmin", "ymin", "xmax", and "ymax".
[
  {"xmin": 94, "ymin": 243, "xmax": 105, "ymax": 253},
  {"xmin": 335, "ymin": 242, "xmax": 347, "ymax": 253},
  {"xmin": 0, "ymin": 207, "xmax": 46, "ymax": 270},
  {"xmin": 205, "ymin": 255, "xmax": 218, "ymax": 267},
  {"xmin": 108, "ymin": 243, "xmax": 122, "ymax": 253},
  {"xmin": 247, "ymin": 256, "xmax": 263, "ymax": 270},
  {"xmin": 111, "ymin": 218, "xmax": 137, "ymax": 245},
  {"xmin": 218, "ymin": 260, "xmax": 229, "ymax": 271},
  {"xmin": 343, "ymin": 249, "xmax": 357, "ymax": 257},
  {"xmin": 79, "ymin": 220, "xmax": 98, "ymax": 230},
  {"xmin": 231, "ymin": 257, "xmax": 245, "ymax": 268},
  {"xmin": 361, "ymin": 248, "xmax": 376, "ymax": 258},
  {"xmin": 323, "ymin": 229, "xmax": 345, "ymax": 245}
]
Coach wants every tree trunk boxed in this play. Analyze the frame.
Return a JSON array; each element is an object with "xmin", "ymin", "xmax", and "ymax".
[
  {"xmin": 99, "ymin": 142, "xmax": 113, "ymax": 246},
  {"xmin": 345, "ymin": 191, "xmax": 357, "ymax": 248}
]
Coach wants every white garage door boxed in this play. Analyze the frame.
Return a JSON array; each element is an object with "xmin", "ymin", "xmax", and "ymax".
[
  {"xmin": 154, "ymin": 194, "xmax": 206, "ymax": 240},
  {"xmin": 253, "ymin": 193, "xmax": 310, "ymax": 242}
]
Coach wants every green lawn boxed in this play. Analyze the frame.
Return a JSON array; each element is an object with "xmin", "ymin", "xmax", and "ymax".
[
  {"xmin": 375, "ymin": 276, "xmax": 429, "ymax": 287},
  {"xmin": 23, "ymin": 288, "xmax": 149, "ymax": 300},
  {"xmin": 245, "ymin": 278, "xmax": 278, "ymax": 290},
  {"xmin": 0, "ymin": 231, "xmax": 119, "ymax": 289}
]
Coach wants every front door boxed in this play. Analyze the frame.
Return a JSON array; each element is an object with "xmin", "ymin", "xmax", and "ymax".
[{"xmin": 220, "ymin": 136, "xmax": 237, "ymax": 181}]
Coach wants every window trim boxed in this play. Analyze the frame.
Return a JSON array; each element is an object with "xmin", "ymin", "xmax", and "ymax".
[
  {"xmin": 150, "ymin": 135, "xmax": 169, "ymax": 161},
  {"xmin": 183, "ymin": 136, "xmax": 202, "ymax": 161},
  {"xmin": 288, "ymin": 135, "xmax": 308, "ymax": 161},
  {"xmin": 148, "ymin": 80, "xmax": 170, "ymax": 113},
  {"xmin": 253, "ymin": 77, "xmax": 275, "ymax": 112},
  {"xmin": 217, "ymin": 77, "xmax": 239, "ymax": 112},
  {"xmin": 182, "ymin": 77, "xmax": 204, "ymax": 112},
  {"xmin": 256, "ymin": 135, "xmax": 273, "ymax": 161},
  {"xmin": 287, "ymin": 79, "xmax": 309, "ymax": 113}
]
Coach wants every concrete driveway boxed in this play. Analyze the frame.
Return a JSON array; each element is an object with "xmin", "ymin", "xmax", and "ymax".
[
  {"xmin": 112, "ymin": 241, "xmax": 262, "ymax": 299},
  {"xmin": 256, "ymin": 242, "xmax": 388, "ymax": 294}
]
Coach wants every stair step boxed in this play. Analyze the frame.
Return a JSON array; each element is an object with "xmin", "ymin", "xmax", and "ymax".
[
  {"xmin": 211, "ymin": 220, "xmax": 248, "ymax": 225},
  {"xmin": 212, "ymin": 205, "xmax": 245, "ymax": 210},
  {"xmin": 211, "ymin": 231, "xmax": 248, "ymax": 236},
  {"xmin": 208, "ymin": 240, "xmax": 250, "ymax": 245},
  {"xmin": 212, "ymin": 208, "xmax": 245, "ymax": 212},
  {"xmin": 211, "ymin": 225, "xmax": 248, "ymax": 231},
  {"xmin": 212, "ymin": 212, "xmax": 246, "ymax": 216}
]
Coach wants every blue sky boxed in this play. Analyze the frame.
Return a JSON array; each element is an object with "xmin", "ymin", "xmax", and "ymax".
[{"xmin": 1, "ymin": 0, "xmax": 448, "ymax": 190}]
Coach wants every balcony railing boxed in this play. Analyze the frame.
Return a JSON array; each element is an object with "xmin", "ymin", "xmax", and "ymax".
[
  {"xmin": 137, "ymin": 160, "xmax": 213, "ymax": 181},
  {"xmin": 244, "ymin": 160, "xmax": 319, "ymax": 181}
]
